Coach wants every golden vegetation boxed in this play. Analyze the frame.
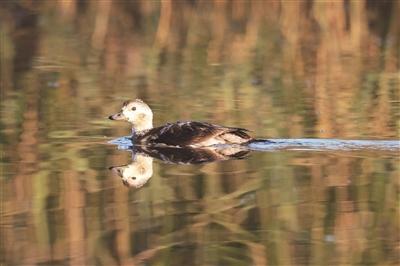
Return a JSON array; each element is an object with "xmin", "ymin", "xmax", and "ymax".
[{"xmin": 0, "ymin": 1, "xmax": 399, "ymax": 265}]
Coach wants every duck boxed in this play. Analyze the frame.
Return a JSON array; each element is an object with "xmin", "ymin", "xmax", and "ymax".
[{"xmin": 108, "ymin": 99, "xmax": 256, "ymax": 147}]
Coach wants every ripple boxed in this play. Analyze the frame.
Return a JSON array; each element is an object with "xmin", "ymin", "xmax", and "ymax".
[{"xmin": 249, "ymin": 139, "xmax": 400, "ymax": 151}]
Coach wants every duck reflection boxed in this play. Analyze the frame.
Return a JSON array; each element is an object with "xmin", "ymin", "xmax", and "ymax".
[
  {"xmin": 109, "ymin": 154, "xmax": 153, "ymax": 188},
  {"xmin": 109, "ymin": 145, "xmax": 250, "ymax": 188}
]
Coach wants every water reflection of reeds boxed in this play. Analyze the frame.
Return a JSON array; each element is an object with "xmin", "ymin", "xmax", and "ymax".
[{"xmin": 0, "ymin": 1, "xmax": 399, "ymax": 265}]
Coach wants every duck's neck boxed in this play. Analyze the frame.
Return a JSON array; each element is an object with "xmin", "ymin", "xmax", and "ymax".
[{"xmin": 132, "ymin": 116, "xmax": 153, "ymax": 133}]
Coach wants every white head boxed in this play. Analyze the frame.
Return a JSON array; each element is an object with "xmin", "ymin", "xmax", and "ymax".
[
  {"xmin": 109, "ymin": 155, "xmax": 153, "ymax": 188},
  {"xmin": 109, "ymin": 99, "xmax": 153, "ymax": 131}
]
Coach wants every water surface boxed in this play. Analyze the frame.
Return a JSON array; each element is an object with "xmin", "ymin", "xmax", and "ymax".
[{"xmin": 1, "ymin": 1, "xmax": 399, "ymax": 265}]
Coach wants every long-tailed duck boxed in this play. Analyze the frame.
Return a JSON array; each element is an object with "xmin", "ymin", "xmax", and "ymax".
[{"xmin": 109, "ymin": 99, "xmax": 255, "ymax": 147}]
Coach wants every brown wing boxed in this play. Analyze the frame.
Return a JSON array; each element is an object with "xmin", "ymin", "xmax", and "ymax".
[{"xmin": 138, "ymin": 121, "xmax": 249, "ymax": 146}]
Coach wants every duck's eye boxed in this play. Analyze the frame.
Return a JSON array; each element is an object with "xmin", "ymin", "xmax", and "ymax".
[{"xmin": 131, "ymin": 107, "xmax": 136, "ymax": 111}]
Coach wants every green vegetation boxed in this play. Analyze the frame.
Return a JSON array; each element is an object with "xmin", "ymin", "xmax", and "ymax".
[{"xmin": 0, "ymin": 1, "xmax": 399, "ymax": 265}]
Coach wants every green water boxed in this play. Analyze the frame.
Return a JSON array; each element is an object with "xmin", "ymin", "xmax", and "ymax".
[{"xmin": 1, "ymin": 1, "xmax": 399, "ymax": 265}]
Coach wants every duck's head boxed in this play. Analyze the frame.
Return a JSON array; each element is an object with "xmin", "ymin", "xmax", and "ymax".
[
  {"xmin": 109, "ymin": 155, "xmax": 153, "ymax": 188},
  {"xmin": 109, "ymin": 99, "xmax": 153, "ymax": 131}
]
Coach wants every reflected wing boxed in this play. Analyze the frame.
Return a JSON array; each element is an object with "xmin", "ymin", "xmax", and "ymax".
[{"xmin": 136, "ymin": 145, "xmax": 250, "ymax": 164}]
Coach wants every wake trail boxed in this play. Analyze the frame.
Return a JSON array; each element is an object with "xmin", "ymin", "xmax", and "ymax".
[
  {"xmin": 248, "ymin": 139, "xmax": 400, "ymax": 151},
  {"xmin": 108, "ymin": 136, "xmax": 400, "ymax": 152}
]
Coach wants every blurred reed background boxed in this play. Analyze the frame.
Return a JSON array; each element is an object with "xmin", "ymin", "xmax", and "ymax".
[{"xmin": 0, "ymin": 1, "xmax": 399, "ymax": 265}]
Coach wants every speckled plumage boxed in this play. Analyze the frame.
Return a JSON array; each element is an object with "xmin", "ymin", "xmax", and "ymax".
[{"xmin": 136, "ymin": 121, "xmax": 252, "ymax": 147}]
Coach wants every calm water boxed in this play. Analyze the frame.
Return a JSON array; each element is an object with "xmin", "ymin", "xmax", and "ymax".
[{"xmin": 1, "ymin": 1, "xmax": 399, "ymax": 266}]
